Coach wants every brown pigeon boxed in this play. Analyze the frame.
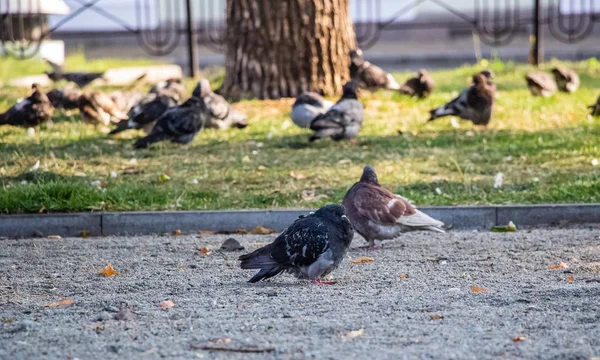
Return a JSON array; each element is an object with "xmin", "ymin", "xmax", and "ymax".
[
  {"xmin": 343, "ymin": 166, "xmax": 445, "ymax": 249},
  {"xmin": 525, "ymin": 71, "xmax": 557, "ymax": 97},
  {"xmin": 109, "ymin": 91, "xmax": 146, "ymax": 114},
  {"xmin": 45, "ymin": 59, "xmax": 104, "ymax": 88},
  {"xmin": 77, "ymin": 91, "xmax": 129, "ymax": 126},
  {"xmin": 399, "ymin": 70, "xmax": 435, "ymax": 98},
  {"xmin": 551, "ymin": 67, "xmax": 579, "ymax": 93},
  {"xmin": 0, "ymin": 83, "xmax": 54, "ymax": 127},
  {"xmin": 350, "ymin": 49, "xmax": 400, "ymax": 91},
  {"xmin": 197, "ymin": 79, "xmax": 248, "ymax": 130},
  {"xmin": 46, "ymin": 88, "xmax": 82, "ymax": 110},
  {"xmin": 589, "ymin": 94, "xmax": 600, "ymax": 117},
  {"xmin": 428, "ymin": 71, "xmax": 495, "ymax": 126}
]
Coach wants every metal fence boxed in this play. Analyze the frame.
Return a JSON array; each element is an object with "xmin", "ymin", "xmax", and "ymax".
[{"xmin": 1, "ymin": 0, "xmax": 599, "ymax": 74}]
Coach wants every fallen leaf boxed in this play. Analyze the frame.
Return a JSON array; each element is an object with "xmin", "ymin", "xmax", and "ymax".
[
  {"xmin": 289, "ymin": 171, "xmax": 306, "ymax": 180},
  {"xmin": 490, "ymin": 221, "xmax": 517, "ymax": 232},
  {"xmin": 549, "ymin": 262, "xmax": 569, "ymax": 270},
  {"xmin": 250, "ymin": 225, "xmax": 277, "ymax": 235},
  {"xmin": 47, "ymin": 235, "xmax": 61, "ymax": 239},
  {"xmin": 351, "ymin": 257, "xmax": 375, "ymax": 264},
  {"xmin": 430, "ymin": 315, "xmax": 444, "ymax": 320},
  {"xmin": 79, "ymin": 231, "xmax": 90, "ymax": 238},
  {"xmin": 471, "ymin": 285, "xmax": 487, "ymax": 293},
  {"xmin": 42, "ymin": 299, "xmax": 74, "ymax": 308},
  {"xmin": 341, "ymin": 328, "xmax": 364, "ymax": 338},
  {"xmin": 399, "ymin": 274, "xmax": 408, "ymax": 279},
  {"xmin": 177, "ymin": 266, "xmax": 185, "ymax": 273},
  {"xmin": 199, "ymin": 247, "xmax": 212, "ymax": 256},
  {"xmin": 39, "ymin": 205, "xmax": 45, "ymax": 213},
  {"xmin": 158, "ymin": 173, "xmax": 171, "ymax": 182},
  {"xmin": 98, "ymin": 263, "xmax": 119, "ymax": 277},
  {"xmin": 512, "ymin": 336, "xmax": 526, "ymax": 342},
  {"xmin": 172, "ymin": 229, "xmax": 182, "ymax": 236},
  {"xmin": 160, "ymin": 300, "xmax": 175, "ymax": 309},
  {"xmin": 208, "ymin": 338, "xmax": 232, "ymax": 345},
  {"xmin": 197, "ymin": 230, "xmax": 214, "ymax": 235},
  {"xmin": 567, "ymin": 276, "xmax": 574, "ymax": 282}
]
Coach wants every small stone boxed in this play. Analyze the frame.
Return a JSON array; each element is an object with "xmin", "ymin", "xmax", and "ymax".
[
  {"xmin": 220, "ymin": 238, "xmax": 245, "ymax": 251},
  {"xmin": 95, "ymin": 312, "xmax": 111, "ymax": 322},
  {"xmin": 114, "ymin": 308, "xmax": 135, "ymax": 321},
  {"xmin": 105, "ymin": 305, "xmax": 120, "ymax": 313}
]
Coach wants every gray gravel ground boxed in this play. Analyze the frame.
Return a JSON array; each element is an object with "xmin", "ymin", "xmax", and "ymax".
[{"xmin": 1, "ymin": 227, "xmax": 600, "ymax": 360}]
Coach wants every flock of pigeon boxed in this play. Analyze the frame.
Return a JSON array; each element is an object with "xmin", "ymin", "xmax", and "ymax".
[
  {"xmin": 1, "ymin": 50, "xmax": 597, "ymax": 147},
  {"xmin": 239, "ymin": 165, "xmax": 444, "ymax": 284}
]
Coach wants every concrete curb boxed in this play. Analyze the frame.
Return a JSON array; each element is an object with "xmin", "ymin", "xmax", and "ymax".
[{"xmin": 0, "ymin": 204, "xmax": 598, "ymax": 238}]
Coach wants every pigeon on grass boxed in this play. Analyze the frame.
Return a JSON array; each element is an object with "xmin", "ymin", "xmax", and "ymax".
[
  {"xmin": 110, "ymin": 94, "xmax": 177, "ymax": 135},
  {"xmin": 239, "ymin": 204, "xmax": 354, "ymax": 285},
  {"xmin": 309, "ymin": 80, "xmax": 363, "ymax": 142},
  {"xmin": 46, "ymin": 88, "xmax": 82, "ymax": 110},
  {"xmin": 551, "ymin": 67, "xmax": 579, "ymax": 93},
  {"xmin": 343, "ymin": 166, "xmax": 445, "ymax": 249},
  {"xmin": 0, "ymin": 83, "xmax": 54, "ymax": 128},
  {"xmin": 428, "ymin": 71, "xmax": 495, "ymax": 126},
  {"xmin": 525, "ymin": 71, "xmax": 557, "ymax": 97},
  {"xmin": 589, "ymin": 94, "xmax": 600, "ymax": 117},
  {"xmin": 399, "ymin": 70, "xmax": 435, "ymax": 98},
  {"xmin": 291, "ymin": 92, "xmax": 334, "ymax": 128},
  {"xmin": 350, "ymin": 49, "xmax": 400, "ymax": 91},
  {"xmin": 197, "ymin": 79, "xmax": 248, "ymax": 130}
]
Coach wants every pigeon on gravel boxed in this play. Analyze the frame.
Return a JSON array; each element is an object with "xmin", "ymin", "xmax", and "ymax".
[
  {"xmin": 109, "ymin": 94, "xmax": 177, "ymax": 135},
  {"xmin": 45, "ymin": 59, "xmax": 104, "ymax": 88},
  {"xmin": 197, "ymin": 79, "xmax": 248, "ymax": 130},
  {"xmin": 399, "ymin": 70, "xmax": 435, "ymax": 98},
  {"xmin": 343, "ymin": 166, "xmax": 445, "ymax": 249},
  {"xmin": 309, "ymin": 80, "xmax": 363, "ymax": 142},
  {"xmin": 0, "ymin": 83, "xmax": 54, "ymax": 127},
  {"xmin": 525, "ymin": 71, "xmax": 557, "ymax": 97},
  {"xmin": 239, "ymin": 204, "xmax": 354, "ymax": 284},
  {"xmin": 589, "ymin": 94, "xmax": 600, "ymax": 117},
  {"xmin": 46, "ymin": 88, "xmax": 82, "ymax": 110},
  {"xmin": 77, "ymin": 91, "xmax": 129, "ymax": 126},
  {"xmin": 291, "ymin": 92, "xmax": 334, "ymax": 128},
  {"xmin": 551, "ymin": 67, "xmax": 579, "ymax": 93},
  {"xmin": 133, "ymin": 82, "xmax": 208, "ymax": 149},
  {"xmin": 350, "ymin": 49, "xmax": 400, "ymax": 91},
  {"xmin": 428, "ymin": 71, "xmax": 495, "ymax": 126}
]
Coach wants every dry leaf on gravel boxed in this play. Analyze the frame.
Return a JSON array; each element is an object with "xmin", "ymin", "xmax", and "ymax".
[
  {"xmin": 41, "ymin": 299, "xmax": 74, "ymax": 308},
  {"xmin": 350, "ymin": 257, "xmax": 374, "ymax": 264},
  {"xmin": 208, "ymin": 338, "xmax": 232, "ymax": 345},
  {"xmin": 430, "ymin": 315, "xmax": 444, "ymax": 320},
  {"xmin": 341, "ymin": 329, "xmax": 364, "ymax": 339},
  {"xmin": 199, "ymin": 247, "xmax": 212, "ymax": 256},
  {"xmin": 160, "ymin": 300, "xmax": 175, "ymax": 309},
  {"xmin": 567, "ymin": 276, "xmax": 574, "ymax": 282},
  {"xmin": 172, "ymin": 229, "xmax": 182, "ymax": 236},
  {"xmin": 47, "ymin": 235, "xmax": 61, "ymax": 239},
  {"xmin": 549, "ymin": 262, "xmax": 569, "ymax": 270},
  {"xmin": 512, "ymin": 336, "xmax": 526, "ymax": 342},
  {"xmin": 250, "ymin": 225, "xmax": 277, "ymax": 235},
  {"xmin": 399, "ymin": 274, "xmax": 408, "ymax": 279},
  {"xmin": 98, "ymin": 263, "xmax": 119, "ymax": 277},
  {"xmin": 471, "ymin": 286, "xmax": 487, "ymax": 293}
]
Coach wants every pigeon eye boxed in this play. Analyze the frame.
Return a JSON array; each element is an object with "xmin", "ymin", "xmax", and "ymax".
[{"xmin": 332, "ymin": 211, "xmax": 337, "ymax": 215}]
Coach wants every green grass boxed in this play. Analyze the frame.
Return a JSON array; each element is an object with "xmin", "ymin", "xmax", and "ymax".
[{"xmin": 0, "ymin": 56, "xmax": 599, "ymax": 213}]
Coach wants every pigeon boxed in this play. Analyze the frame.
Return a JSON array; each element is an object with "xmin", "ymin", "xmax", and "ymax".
[
  {"xmin": 309, "ymin": 80, "xmax": 364, "ymax": 142},
  {"xmin": 428, "ymin": 71, "xmax": 495, "ymax": 126},
  {"xmin": 343, "ymin": 166, "xmax": 445, "ymax": 249},
  {"xmin": 149, "ymin": 78, "xmax": 186, "ymax": 100},
  {"xmin": 46, "ymin": 88, "xmax": 82, "ymax": 110},
  {"xmin": 399, "ymin": 70, "xmax": 435, "ymax": 98},
  {"xmin": 238, "ymin": 204, "xmax": 354, "ymax": 284},
  {"xmin": 525, "ymin": 71, "xmax": 557, "ymax": 97},
  {"xmin": 110, "ymin": 94, "xmax": 177, "ymax": 135},
  {"xmin": 197, "ymin": 79, "xmax": 248, "ymax": 129},
  {"xmin": 0, "ymin": 83, "xmax": 54, "ymax": 127},
  {"xmin": 551, "ymin": 67, "xmax": 579, "ymax": 93},
  {"xmin": 133, "ymin": 82, "xmax": 209, "ymax": 149},
  {"xmin": 109, "ymin": 91, "xmax": 147, "ymax": 114},
  {"xmin": 350, "ymin": 49, "xmax": 400, "ymax": 91},
  {"xmin": 45, "ymin": 59, "xmax": 104, "ymax": 88},
  {"xmin": 589, "ymin": 94, "xmax": 600, "ymax": 117},
  {"xmin": 291, "ymin": 92, "xmax": 334, "ymax": 128},
  {"xmin": 77, "ymin": 91, "xmax": 129, "ymax": 126}
]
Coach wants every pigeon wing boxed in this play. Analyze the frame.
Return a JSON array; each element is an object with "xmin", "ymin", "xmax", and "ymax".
[
  {"xmin": 269, "ymin": 215, "xmax": 331, "ymax": 268},
  {"xmin": 351, "ymin": 183, "xmax": 414, "ymax": 226}
]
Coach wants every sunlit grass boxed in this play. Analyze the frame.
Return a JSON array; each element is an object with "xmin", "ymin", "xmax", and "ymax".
[{"xmin": 0, "ymin": 56, "xmax": 599, "ymax": 213}]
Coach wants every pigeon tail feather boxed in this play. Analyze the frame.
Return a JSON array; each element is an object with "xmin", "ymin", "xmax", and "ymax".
[
  {"xmin": 429, "ymin": 106, "xmax": 456, "ymax": 121},
  {"xmin": 109, "ymin": 121, "xmax": 130, "ymax": 135},
  {"xmin": 133, "ymin": 132, "xmax": 169, "ymax": 149},
  {"xmin": 397, "ymin": 209, "xmax": 445, "ymax": 232},
  {"xmin": 386, "ymin": 74, "xmax": 401, "ymax": 90}
]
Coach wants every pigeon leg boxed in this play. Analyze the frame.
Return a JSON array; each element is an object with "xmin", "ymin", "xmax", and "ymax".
[{"xmin": 312, "ymin": 279, "xmax": 337, "ymax": 285}]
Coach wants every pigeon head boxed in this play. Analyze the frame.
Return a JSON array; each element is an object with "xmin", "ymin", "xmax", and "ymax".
[
  {"xmin": 342, "ymin": 80, "xmax": 360, "ymax": 99},
  {"xmin": 198, "ymin": 79, "xmax": 212, "ymax": 97},
  {"xmin": 472, "ymin": 73, "xmax": 489, "ymax": 87},
  {"xmin": 31, "ymin": 83, "xmax": 41, "ymax": 92},
  {"xmin": 349, "ymin": 49, "xmax": 365, "ymax": 67},
  {"xmin": 360, "ymin": 165, "xmax": 379, "ymax": 184},
  {"xmin": 314, "ymin": 204, "xmax": 352, "ymax": 228},
  {"xmin": 479, "ymin": 70, "xmax": 494, "ymax": 80}
]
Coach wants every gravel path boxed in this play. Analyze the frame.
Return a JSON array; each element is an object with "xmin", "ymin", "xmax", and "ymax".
[{"xmin": 1, "ymin": 227, "xmax": 600, "ymax": 359}]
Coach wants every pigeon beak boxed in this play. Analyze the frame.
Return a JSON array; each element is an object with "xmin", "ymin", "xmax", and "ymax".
[{"xmin": 341, "ymin": 215, "xmax": 349, "ymax": 220}]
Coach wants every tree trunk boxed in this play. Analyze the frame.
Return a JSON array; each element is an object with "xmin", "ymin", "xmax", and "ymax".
[{"xmin": 218, "ymin": 0, "xmax": 356, "ymax": 100}]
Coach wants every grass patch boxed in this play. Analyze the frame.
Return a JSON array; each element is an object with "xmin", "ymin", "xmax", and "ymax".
[{"xmin": 0, "ymin": 56, "xmax": 599, "ymax": 213}]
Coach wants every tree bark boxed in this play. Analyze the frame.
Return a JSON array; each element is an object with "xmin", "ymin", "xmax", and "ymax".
[{"xmin": 218, "ymin": 0, "xmax": 356, "ymax": 100}]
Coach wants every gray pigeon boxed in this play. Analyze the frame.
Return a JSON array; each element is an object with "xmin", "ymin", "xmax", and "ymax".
[
  {"xmin": 46, "ymin": 88, "xmax": 82, "ymax": 110},
  {"xmin": 552, "ymin": 67, "xmax": 579, "ymax": 93},
  {"xmin": 239, "ymin": 204, "xmax": 354, "ymax": 284},
  {"xmin": 589, "ymin": 94, "xmax": 600, "ymax": 117},
  {"xmin": 343, "ymin": 166, "xmax": 445, "ymax": 249},
  {"xmin": 291, "ymin": 92, "xmax": 334, "ymax": 128},
  {"xmin": 0, "ymin": 83, "xmax": 54, "ymax": 128},
  {"xmin": 399, "ymin": 70, "xmax": 435, "ymax": 98},
  {"xmin": 198, "ymin": 79, "xmax": 247, "ymax": 130},
  {"xmin": 133, "ymin": 82, "xmax": 208, "ymax": 149},
  {"xmin": 429, "ymin": 71, "xmax": 495, "ymax": 126},
  {"xmin": 309, "ymin": 80, "xmax": 363, "ymax": 142},
  {"xmin": 45, "ymin": 59, "xmax": 104, "ymax": 88},
  {"xmin": 350, "ymin": 49, "xmax": 400, "ymax": 91},
  {"xmin": 110, "ymin": 94, "xmax": 177, "ymax": 135},
  {"xmin": 77, "ymin": 91, "xmax": 129, "ymax": 126},
  {"xmin": 525, "ymin": 71, "xmax": 557, "ymax": 97}
]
